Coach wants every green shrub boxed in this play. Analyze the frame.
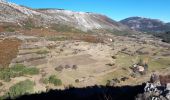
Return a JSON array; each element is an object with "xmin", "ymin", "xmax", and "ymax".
[
  {"xmin": 49, "ymin": 75, "xmax": 62, "ymax": 86},
  {"xmin": 40, "ymin": 76, "xmax": 62, "ymax": 86},
  {"xmin": 39, "ymin": 75, "xmax": 62, "ymax": 86},
  {"xmin": 23, "ymin": 67, "xmax": 39, "ymax": 75},
  {"xmin": 6, "ymin": 79, "xmax": 34, "ymax": 98}
]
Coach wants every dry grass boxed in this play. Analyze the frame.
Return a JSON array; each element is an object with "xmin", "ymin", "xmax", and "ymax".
[
  {"xmin": 79, "ymin": 35, "xmax": 104, "ymax": 43},
  {"xmin": 0, "ymin": 26, "xmax": 4, "ymax": 32},
  {"xmin": 0, "ymin": 38, "xmax": 22, "ymax": 68}
]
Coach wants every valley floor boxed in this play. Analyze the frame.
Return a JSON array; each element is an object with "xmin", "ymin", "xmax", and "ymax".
[{"xmin": 0, "ymin": 33, "xmax": 170, "ymax": 98}]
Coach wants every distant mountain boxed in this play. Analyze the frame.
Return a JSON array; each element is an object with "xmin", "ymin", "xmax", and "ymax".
[
  {"xmin": 120, "ymin": 17, "xmax": 170, "ymax": 33},
  {"xmin": 0, "ymin": 0, "xmax": 129, "ymax": 33}
]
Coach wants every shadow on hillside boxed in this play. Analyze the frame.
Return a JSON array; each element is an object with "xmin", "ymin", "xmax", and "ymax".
[{"xmin": 15, "ymin": 84, "xmax": 145, "ymax": 100}]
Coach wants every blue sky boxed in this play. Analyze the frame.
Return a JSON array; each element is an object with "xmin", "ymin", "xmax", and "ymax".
[{"xmin": 8, "ymin": 0, "xmax": 170, "ymax": 22}]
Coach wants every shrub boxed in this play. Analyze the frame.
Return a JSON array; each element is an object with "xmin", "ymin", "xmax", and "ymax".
[
  {"xmin": 72, "ymin": 65, "xmax": 78, "ymax": 70},
  {"xmin": 55, "ymin": 65, "xmax": 64, "ymax": 72},
  {"xmin": 40, "ymin": 75, "xmax": 62, "ymax": 86},
  {"xmin": 75, "ymin": 79, "xmax": 79, "ymax": 83},
  {"xmin": 111, "ymin": 56, "xmax": 117, "ymax": 59},
  {"xmin": 49, "ymin": 75, "xmax": 62, "ymax": 86},
  {"xmin": 106, "ymin": 63, "xmax": 115, "ymax": 66},
  {"xmin": 65, "ymin": 65, "xmax": 71, "ymax": 69},
  {"xmin": 36, "ymin": 50, "xmax": 49, "ymax": 54},
  {"xmin": 6, "ymin": 79, "xmax": 34, "ymax": 98}
]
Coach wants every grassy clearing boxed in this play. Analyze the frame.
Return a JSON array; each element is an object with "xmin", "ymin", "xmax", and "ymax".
[
  {"xmin": 98, "ymin": 68, "xmax": 130, "ymax": 85},
  {"xmin": 115, "ymin": 52, "xmax": 170, "ymax": 72},
  {"xmin": 115, "ymin": 53, "xmax": 135, "ymax": 67},
  {"xmin": 148, "ymin": 57, "xmax": 170, "ymax": 71},
  {"xmin": 0, "ymin": 64, "xmax": 39, "ymax": 82}
]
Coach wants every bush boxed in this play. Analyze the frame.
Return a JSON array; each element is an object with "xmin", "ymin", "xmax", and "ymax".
[
  {"xmin": 75, "ymin": 79, "xmax": 79, "ymax": 83},
  {"xmin": 55, "ymin": 65, "xmax": 64, "ymax": 72},
  {"xmin": 6, "ymin": 79, "xmax": 34, "ymax": 98},
  {"xmin": 49, "ymin": 75, "xmax": 62, "ymax": 86},
  {"xmin": 65, "ymin": 65, "xmax": 71, "ymax": 69},
  {"xmin": 72, "ymin": 65, "xmax": 78, "ymax": 70},
  {"xmin": 40, "ymin": 75, "xmax": 62, "ymax": 86},
  {"xmin": 111, "ymin": 56, "xmax": 117, "ymax": 59}
]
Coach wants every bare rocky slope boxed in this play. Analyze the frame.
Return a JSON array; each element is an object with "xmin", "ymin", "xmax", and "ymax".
[{"xmin": 0, "ymin": 0, "xmax": 129, "ymax": 32}]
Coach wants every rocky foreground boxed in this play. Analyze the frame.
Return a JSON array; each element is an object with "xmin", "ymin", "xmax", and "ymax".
[{"xmin": 136, "ymin": 74, "xmax": 170, "ymax": 100}]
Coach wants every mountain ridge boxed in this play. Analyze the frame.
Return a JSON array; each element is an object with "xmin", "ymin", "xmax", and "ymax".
[
  {"xmin": 120, "ymin": 16, "xmax": 170, "ymax": 33},
  {"xmin": 0, "ymin": 0, "xmax": 129, "ymax": 32}
]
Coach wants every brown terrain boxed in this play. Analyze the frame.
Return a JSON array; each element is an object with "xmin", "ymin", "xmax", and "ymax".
[{"xmin": 0, "ymin": 38, "xmax": 21, "ymax": 68}]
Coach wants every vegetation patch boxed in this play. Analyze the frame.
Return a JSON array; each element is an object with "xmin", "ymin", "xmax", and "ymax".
[
  {"xmin": 36, "ymin": 49, "xmax": 49, "ymax": 54},
  {"xmin": 0, "ymin": 64, "xmax": 39, "ymax": 82},
  {"xmin": 5, "ymin": 79, "xmax": 34, "ymax": 99},
  {"xmin": 41, "ymin": 75, "xmax": 62, "ymax": 86},
  {"xmin": 115, "ymin": 53, "xmax": 170, "ymax": 72}
]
